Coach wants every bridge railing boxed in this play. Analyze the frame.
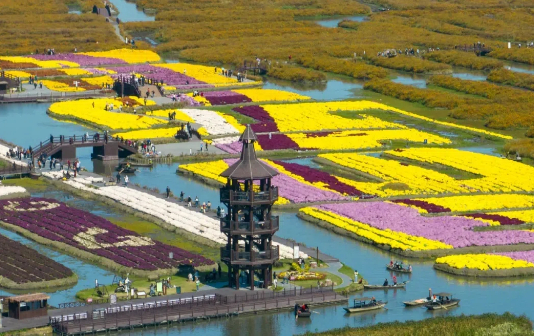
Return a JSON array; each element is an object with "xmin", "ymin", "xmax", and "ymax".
[
  {"xmin": 0, "ymin": 164, "xmax": 31, "ymax": 177},
  {"xmin": 0, "ymin": 90, "xmax": 110, "ymax": 101},
  {"xmin": 31, "ymin": 134, "xmax": 139, "ymax": 157}
]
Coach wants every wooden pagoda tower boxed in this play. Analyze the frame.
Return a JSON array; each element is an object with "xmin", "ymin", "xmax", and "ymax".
[{"xmin": 219, "ymin": 125, "xmax": 280, "ymax": 290}]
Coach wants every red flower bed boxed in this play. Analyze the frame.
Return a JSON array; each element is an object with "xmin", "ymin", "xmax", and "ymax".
[
  {"xmin": 0, "ymin": 234, "xmax": 73, "ymax": 284},
  {"xmin": 273, "ymin": 160, "xmax": 364, "ymax": 196},
  {"xmin": 391, "ymin": 199, "xmax": 451, "ymax": 213},
  {"xmin": 257, "ymin": 134, "xmax": 301, "ymax": 150},
  {"xmin": 0, "ymin": 198, "xmax": 212, "ymax": 271},
  {"xmin": 463, "ymin": 213, "xmax": 525, "ymax": 225},
  {"xmin": 205, "ymin": 94, "xmax": 251, "ymax": 106},
  {"xmin": 233, "ymin": 106, "xmax": 278, "ymax": 132}
]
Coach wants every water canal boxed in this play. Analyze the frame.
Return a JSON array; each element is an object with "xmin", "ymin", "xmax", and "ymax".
[
  {"xmin": 112, "ymin": 0, "xmax": 155, "ymax": 22},
  {"xmin": 314, "ymin": 15, "xmax": 367, "ymax": 28}
]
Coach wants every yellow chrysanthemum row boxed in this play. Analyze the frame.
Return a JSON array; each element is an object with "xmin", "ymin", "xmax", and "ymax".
[
  {"xmin": 300, "ymin": 207, "xmax": 452, "ymax": 251},
  {"xmin": 435, "ymin": 254, "xmax": 534, "ymax": 271},
  {"xmin": 286, "ymin": 129, "xmax": 450, "ymax": 151},
  {"xmin": 387, "ymin": 148, "xmax": 534, "ymax": 193},
  {"xmin": 49, "ymin": 98, "xmax": 163, "ymax": 130}
]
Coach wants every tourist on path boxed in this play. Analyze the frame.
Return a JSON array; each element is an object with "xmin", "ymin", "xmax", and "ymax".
[
  {"xmin": 166, "ymin": 186, "xmax": 171, "ymax": 198},
  {"xmin": 124, "ymin": 175, "xmax": 129, "ymax": 187},
  {"xmin": 195, "ymin": 278, "xmax": 200, "ymax": 291},
  {"xmin": 195, "ymin": 196, "xmax": 199, "ymax": 207}
]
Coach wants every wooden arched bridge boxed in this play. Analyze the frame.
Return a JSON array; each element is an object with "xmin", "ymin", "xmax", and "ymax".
[{"xmin": 32, "ymin": 134, "xmax": 138, "ymax": 161}]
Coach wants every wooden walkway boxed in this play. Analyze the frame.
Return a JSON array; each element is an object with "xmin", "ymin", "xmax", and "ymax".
[{"xmin": 50, "ymin": 287, "xmax": 345, "ymax": 335}]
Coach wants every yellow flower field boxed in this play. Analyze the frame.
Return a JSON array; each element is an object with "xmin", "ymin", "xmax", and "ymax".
[
  {"xmin": 4, "ymin": 70, "xmax": 31, "ymax": 78},
  {"xmin": 113, "ymin": 127, "xmax": 181, "ymax": 140},
  {"xmin": 0, "ymin": 56, "xmax": 79, "ymax": 68},
  {"xmin": 49, "ymin": 98, "xmax": 166, "ymax": 130},
  {"xmin": 234, "ymin": 89, "xmax": 311, "ymax": 103},
  {"xmin": 387, "ymin": 148, "xmax": 534, "ymax": 193},
  {"xmin": 435, "ymin": 254, "xmax": 534, "ymax": 271},
  {"xmin": 154, "ymin": 63, "xmax": 238, "ymax": 85},
  {"xmin": 319, "ymin": 153, "xmax": 471, "ymax": 197},
  {"xmin": 81, "ymin": 75, "xmax": 115, "ymax": 86},
  {"xmin": 301, "ymin": 207, "xmax": 452, "ymax": 251},
  {"xmin": 287, "ymin": 129, "xmax": 450, "ymax": 151},
  {"xmin": 186, "ymin": 93, "xmax": 211, "ymax": 106},
  {"xmin": 41, "ymin": 80, "xmax": 86, "ymax": 92},
  {"xmin": 410, "ymin": 194, "xmax": 534, "ymax": 213},
  {"xmin": 81, "ymin": 49, "xmax": 161, "ymax": 64},
  {"xmin": 260, "ymin": 101, "xmax": 405, "ymax": 133},
  {"xmin": 95, "ymin": 68, "xmax": 117, "ymax": 74},
  {"xmin": 61, "ymin": 68, "xmax": 92, "ymax": 76}
]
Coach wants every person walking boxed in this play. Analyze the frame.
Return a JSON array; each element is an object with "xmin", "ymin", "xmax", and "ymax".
[
  {"xmin": 195, "ymin": 278, "xmax": 200, "ymax": 291},
  {"xmin": 124, "ymin": 175, "xmax": 129, "ymax": 187},
  {"xmin": 354, "ymin": 270, "xmax": 358, "ymax": 283},
  {"xmin": 166, "ymin": 186, "xmax": 171, "ymax": 198},
  {"xmin": 273, "ymin": 277, "xmax": 278, "ymax": 289},
  {"xmin": 195, "ymin": 196, "xmax": 199, "ymax": 207}
]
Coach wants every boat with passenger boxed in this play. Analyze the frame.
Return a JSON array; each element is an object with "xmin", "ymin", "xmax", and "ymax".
[
  {"xmin": 425, "ymin": 292, "xmax": 460, "ymax": 310},
  {"xmin": 343, "ymin": 297, "xmax": 386, "ymax": 313}
]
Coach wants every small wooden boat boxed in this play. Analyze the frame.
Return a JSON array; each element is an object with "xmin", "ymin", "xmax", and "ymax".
[
  {"xmin": 403, "ymin": 298, "xmax": 430, "ymax": 307},
  {"xmin": 294, "ymin": 304, "xmax": 311, "ymax": 318},
  {"xmin": 386, "ymin": 265, "xmax": 412, "ymax": 273},
  {"xmin": 115, "ymin": 163, "xmax": 137, "ymax": 173},
  {"xmin": 425, "ymin": 292, "xmax": 460, "ymax": 310},
  {"xmin": 343, "ymin": 298, "xmax": 386, "ymax": 313},
  {"xmin": 364, "ymin": 281, "xmax": 407, "ymax": 290}
]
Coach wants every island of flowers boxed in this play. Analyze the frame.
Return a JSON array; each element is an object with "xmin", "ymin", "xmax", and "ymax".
[
  {"xmin": 298, "ymin": 202, "xmax": 534, "ymax": 257},
  {"xmin": 0, "ymin": 233, "xmax": 77, "ymax": 289},
  {"xmin": 434, "ymin": 252, "xmax": 534, "ymax": 277},
  {"xmin": 0, "ymin": 198, "xmax": 213, "ymax": 276}
]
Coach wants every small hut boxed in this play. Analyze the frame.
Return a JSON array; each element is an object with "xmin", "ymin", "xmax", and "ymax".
[{"xmin": 6, "ymin": 293, "xmax": 49, "ymax": 319}]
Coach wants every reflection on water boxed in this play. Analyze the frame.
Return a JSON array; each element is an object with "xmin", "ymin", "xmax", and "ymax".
[
  {"xmin": 264, "ymin": 78, "xmax": 364, "ymax": 101},
  {"xmin": 460, "ymin": 146, "xmax": 499, "ymax": 157},
  {"xmin": 452, "ymin": 73, "xmax": 487, "ymax": 81},
  {"xmin": 112, "ymin": 0, "xmax": 155, "ymax": 22},
  {"xmin": 315, "ymin": 15, "xmax": 367, "ymax": 28},
  {"xmin": 504, "ymin": 61, "xmax": 534, "ymax": 75},
  {"xmin": 0, "ymin": 103, "xmax": 93, "ymax": 148},
  {"xmin": 392, "ymin": 75, "xmax": 427, "ymax": 88}
]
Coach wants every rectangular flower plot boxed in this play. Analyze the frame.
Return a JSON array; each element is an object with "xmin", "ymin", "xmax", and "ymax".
[
  {"xmin": 0, "ymin": 234, "xmax": 74, "ymax": 286},
  {"xmin": 0, "ymin": 198, "xmax": 212, "ymax": 271},
  {"xmin": 300, "ymin": 202, "xmax": 534, "ymax": 252},
  {"xmin": 394, "ymin": 194, "xmax": 534, "ymax": 214},
  {"xmin": 386, "ymin": 148, "xmax": 534, "ymax": 193}
]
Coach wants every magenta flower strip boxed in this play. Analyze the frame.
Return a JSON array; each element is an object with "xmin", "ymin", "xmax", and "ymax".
[{"xmin": 317, "ymin": 202, "xmax": 534, "ymax": 249}]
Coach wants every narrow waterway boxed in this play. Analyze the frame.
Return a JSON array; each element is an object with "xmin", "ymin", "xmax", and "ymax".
[
  {"xmin": 111, "ymin": 0, "xmax": 155, "ymax": 22},
  {"xmin": 314, "ymin": 15, "xmax": 367, "ymax": 28}
]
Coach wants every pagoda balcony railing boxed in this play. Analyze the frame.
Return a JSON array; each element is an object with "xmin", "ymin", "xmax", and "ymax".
[
  {"xmin": 220, "ymin": 187, "xmax": 279, "ymax": 205},
  {"xmin": 220, "ymin": 216, "xmax": 279, "ymax": 235},
  {"xmin": 220, "ymin": 246, "xmax": 279, "ymax": 265}
]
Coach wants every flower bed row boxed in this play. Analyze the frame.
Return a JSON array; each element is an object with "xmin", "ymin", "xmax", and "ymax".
[
  {"xmin": 0, "ymin": 49, "xmax": 161, "ymax": 69},
  {"xmin": 318, "ymin": 153, "xmax": 475, "ymax": 197},
  {"xmin": 387, "ymin": 148, "xmax": 534, "ymax": 193},
  {"xmin": 58, "ymin": 179, "xmax": 305, "ymax": 259},
  {"xmin": 0, "ymin": 198, "xmax": 212, "ymax": 271},
  {"xmin": 299, "ymin": 201, "xmax": 534, "ymax": 253},
  {"xmin": 394, "ymin": 194, "xmax": 534, "ymax": 214},
  {"xmin": 0, "ymin": 233, "xmax": 74, "ymax": 285},
  {"xmin": 48, "ymin": 97, "xmax": 162, "ymax": 130}
]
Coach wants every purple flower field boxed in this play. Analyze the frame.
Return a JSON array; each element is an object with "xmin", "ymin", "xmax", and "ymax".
[
  {"xmin": 0, "ymin": 198, "xmax": 211, "ymax": 270},
  {"xmin": 204, "ymin": 91, "xmax": 251, "ymax": 105},
  {"xmin": 108, "ymin": 65, "xmax": 206, "ymax": 86},
  {"xmin": 31, "ymin": 54, "xmax": 126, "ymax": 67},
  {"xmin": 318, "ymin": 202, "xmax": 534, "ymax": 249}
]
